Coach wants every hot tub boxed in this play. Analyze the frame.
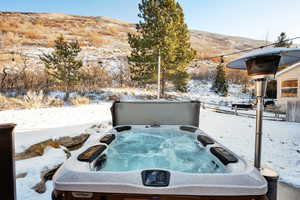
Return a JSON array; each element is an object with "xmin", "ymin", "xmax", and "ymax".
[{"xmin": 52, "ymin": 101, "xmax": 267, "ymax": 200}]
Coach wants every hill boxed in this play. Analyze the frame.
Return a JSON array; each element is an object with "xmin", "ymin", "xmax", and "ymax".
[
  {"xmin": 0, "ymin": 11, "xmax": 266, "ymax": 65},
  {"xmin": 0, "ymin": 11, "xmax": 268, "ymax": 89}
]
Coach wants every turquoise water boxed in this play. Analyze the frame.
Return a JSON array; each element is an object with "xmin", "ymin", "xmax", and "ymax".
[{"xmin": 94, "ymin": 129, "xmax": 225, "ymax": 173}]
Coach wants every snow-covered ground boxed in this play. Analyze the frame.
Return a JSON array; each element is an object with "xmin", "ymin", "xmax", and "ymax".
[
  {"xmin": 186, "ymin": 80, "xmax": 251, "ymax": 103},
  {"xmin": 200, "ymin": 109, "xmax": 300, "ymax": 188},
  {"xmin": 0, "ymin": 81, "xmax": 299, "ymax": 200},
  {"xmin": 0, "ymin": 103, "xmax": 111, "ymax": 153},
  {"xmin": 1, "ymin": 102, "xmax": 299, "ymax": 200}
]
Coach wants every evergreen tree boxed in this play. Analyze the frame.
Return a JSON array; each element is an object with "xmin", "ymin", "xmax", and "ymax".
[
  {"xmin": 40, "ymin": 35, "xmax": 83, "ymax": 100},
  {"xmin": 128, "ymin": 0, "xmax": 196, "ymax": 95},
  {"xmin": 212, "ymin": 59, "xmax": 228, "ymax": 96},
  {"xmin": 274, "ymin": 32, "xmax": 292, "ymax": 47},
  {"xmin": 266, "ymin": 32, "xmax": 292, "ymax": 97}
]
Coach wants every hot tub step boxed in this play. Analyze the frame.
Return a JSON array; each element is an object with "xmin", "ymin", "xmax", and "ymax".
[
  {"xmin": 78, "ymin": 145, "xmax": 107, "ymax": 163},
  {"xmin": 210, "ymin": 147, "xmax": 238, "ymax": 165},
  {"xmin": 100, "ymin": 134, "xmax": 116, "ymax": 145}
]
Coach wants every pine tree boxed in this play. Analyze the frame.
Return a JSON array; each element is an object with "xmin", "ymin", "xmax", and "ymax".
[
  {"xmin": 266, "ymin": 32, "xmax": 292, "ymax": 97},
  {"xmin": 212, "ymin": 59, "xmax": 228, "ymax": 96},
  {"xmin": 40, "ymin": 35, "xmax": 83, "ymax": 100},
  {"xmin": 128, "ymin": 0, "xmax": 196, "ymax": 95},
  {"xmin": 274, "ymin": 32, "xmax": 292, "ymax": 48}
]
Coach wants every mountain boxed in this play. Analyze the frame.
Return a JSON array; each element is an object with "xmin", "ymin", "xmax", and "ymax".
[{"xmin": 0, "ymin": 11, "xmax": 266, "ymax": 73}]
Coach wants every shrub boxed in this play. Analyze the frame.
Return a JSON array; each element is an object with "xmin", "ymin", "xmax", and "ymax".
[
  {"xmin": 0, "ymin": 94, "xmax": 19, "ymax": 110},
  {"xmin": 45, "ymin": 97, "xmax": 64, "ymax": 107},
  {"xmin": 0, "ymin": 94, "xmax": 9, "ymax": 110},
  {"xmin": 10, "ymin": 91, "xmax": 45, "ymax": 109},
  {"xmin": 70, "ymin": 96, "xmax": 90, "ymax": 106}
]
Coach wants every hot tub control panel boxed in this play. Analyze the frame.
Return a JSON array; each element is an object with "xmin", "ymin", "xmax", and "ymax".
[{"xmin": 141, "ymin": 170, "xmax": 170, "ymax": 187}]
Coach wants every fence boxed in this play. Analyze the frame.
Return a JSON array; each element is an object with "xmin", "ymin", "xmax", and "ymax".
[
  {"xmin": 201, "ymin": 102, "xmax": 286, "ymax": 121},
  {"xmin": 286, "ymin": 100, "xmax": 300, "ymax": 122}
]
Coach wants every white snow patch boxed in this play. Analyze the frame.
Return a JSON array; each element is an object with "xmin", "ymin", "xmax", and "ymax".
[
  {"xmin": 199, "ymin": 109, "xmax": 300, "ymax": 187},
  {"xmin": 0, "ymin": 103, "xmax": 112, "ymax": 152},
  {"xmin": 16, "ymin": 147, "xmax": 66, "ymax": 200}
]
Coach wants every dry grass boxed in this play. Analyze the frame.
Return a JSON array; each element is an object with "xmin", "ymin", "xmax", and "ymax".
[
  {"xmin": 100, "ymin": 25, "xmax": 120, "ymax": 37},
  {"xmin": 0, "ymin": 94, "xmax": 19, "ymax": 110},
  {"xmin": 0, "ymin": 94, "xmax": 6, "ymax": 103},
  {"xmin": 70, "ymin": 96, "xmax": 90, "ymax": 106},
  {"xmin": 85, "ymin": 31, "xmax": 106, "ymax": 47},
  {"xmin": 0, "ymin": 64, "xmax": 114, "ymax": 93},
  {"xmin": 10, "ymin": 91, "xmax": 45, "ymax": 109},
  {"xmin": 0, "ymin": 12, "xmax": 130, "ymax": 48},
  {"xmin": 0, "ymin": 94, "xmax": 9, "ymax": 110},
  {"xmin": 5, "ymin": 91, "xmax": 63, "ymax": 109},
  {"xmin": 46, "ymin": 97, "xmax": 64, "ymax": 107},
  {"xmin": 1, "ymin": 91, "xmax": 85, "ymax": 110}
]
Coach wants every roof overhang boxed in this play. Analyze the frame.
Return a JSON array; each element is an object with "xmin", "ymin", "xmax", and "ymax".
[{"xmin": 275, "ymin": 61, "xmax": 300, "ymax": 78}]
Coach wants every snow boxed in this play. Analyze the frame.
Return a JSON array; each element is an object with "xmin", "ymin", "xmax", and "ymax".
[
  {"xmin": 0, "ymin": 103, "xmax": 111, "ymax": 153},
  {"xmin": 16, "ymin": 147, "xmax": 66, "ymax": 200},
  {"xmin": 2, "ymin": 104, "xmax": 298, "ymax": 199},
  {"xmin": 199, "ymin": 109, "xmax": 300, "ymax": 188},
  {"xmin": 0, "ymin": 104, "xmax": 111, "ymax": 133},
  {"xmin": 0, "ymin": 82, "xmax": 299, "ymax": 199},
  {"xmin": 186, "ymin": 80, "xmax": 250, "ymax": 103}
]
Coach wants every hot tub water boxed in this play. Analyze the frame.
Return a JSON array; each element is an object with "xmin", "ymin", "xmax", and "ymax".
[{"xmin": 94, "ymin": 128, "xmax": 225, "ymax": 173}]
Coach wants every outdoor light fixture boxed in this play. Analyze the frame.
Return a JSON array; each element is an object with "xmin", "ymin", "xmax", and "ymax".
[{"xmin": 227, "ymin": 48, "xmax": 300, "ymax": 200}]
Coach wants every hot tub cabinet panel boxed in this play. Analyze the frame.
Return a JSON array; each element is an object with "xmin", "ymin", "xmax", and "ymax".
[
  {"xmin": 53, "ymin": 190, "xmax": 267, "ymax": 200},
  {"xmin": 52, "ymin": 125, "xmax": 268, "ymax": 199}
]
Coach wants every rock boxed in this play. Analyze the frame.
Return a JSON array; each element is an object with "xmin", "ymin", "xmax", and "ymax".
[
  {"xmin": 32, "ymin": 181, "xmax": 46, "ymax": 194},
  {"xmin": 16, "ymin": 134, "xmax": 90, "ymax": 160},
  {"xmin": 15, "ymin": 139, "xmax": 60, "ymax": 160},
  {"xmin": 55, "ymin": 133, "xmax": 90, "ymax": 151},
  {"xmin": 16, "ymin": 172, "xmax": 27, "ymax": 179},
  {"xmin": 297, "ymin": 150, "xmax": 300, "ymax": 154},
  {"xmin": 32, "ymin": 164, "xmax": 62, "ymax": 194},
  {"xmin": 42, "ymin": 164, "xmax": 62, "ymax": 181}
]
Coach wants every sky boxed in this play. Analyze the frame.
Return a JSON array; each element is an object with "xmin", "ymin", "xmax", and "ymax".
[{"xmin": 1, "ymin": 0, "xmax": 300, "ymax": 41}]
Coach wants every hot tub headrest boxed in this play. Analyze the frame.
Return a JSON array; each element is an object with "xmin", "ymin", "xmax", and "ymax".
[
  {"xmin": 78, "ymin": 145, "xmax": 107, "ymax": 163},
  {"xmin": 100, "ymin": 134, "xmax": 116, "ymax": 145},
  {"xmin": 111, "ymin": 101, "xmax": 201, "ymax": 127}
]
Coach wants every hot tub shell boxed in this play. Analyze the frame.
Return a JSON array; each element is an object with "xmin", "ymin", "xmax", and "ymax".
[{"xmin": 52, "ymin": 101, "xmax": 268, "ymax": 200}]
